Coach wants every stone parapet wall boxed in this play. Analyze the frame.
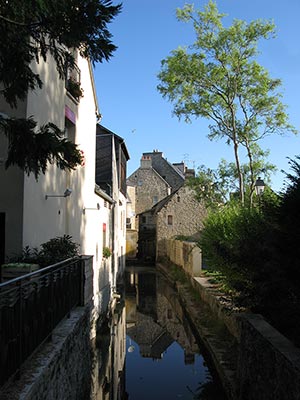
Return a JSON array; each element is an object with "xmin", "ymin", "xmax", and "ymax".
[
  {"xmin": 237, "ymin": 313, "xmax": 300, "ymax": 400},
  {"xmin": 165, "ymin": 239, "xmax": 202, "ymax": 277},
  {"xmin": 159, "ymin": 248, "xmax": 300, "ymax": 400},
  {"xmin": 190, "ymin": 276, "xmax": 300, "ymax": 399},
  {"xmin": 0, "ymin": 308, "xmax": 92, "ymax": 400},
  {"xmin": 191, "ymin": 276, "xmax": 300, "ymax": 399}
]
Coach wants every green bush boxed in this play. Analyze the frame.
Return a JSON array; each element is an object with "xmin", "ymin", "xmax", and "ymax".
[
  {"xmin": 102, "ymin": 246, "xmax": 112, "ymax": 259},
  {"xmin": 9, "ymin": 235, "xmax": 80, "ymax": 267},
  {"xmin": 38, "ymin": 235, "xmax": 80, "ymax": 266},
  {"xmin": 198, "ymin": 158, "xmax": 300, "ymax": 346},
  {"xmin": 199, "ymin": 198, "xmax": 278, "ymax": 307}
]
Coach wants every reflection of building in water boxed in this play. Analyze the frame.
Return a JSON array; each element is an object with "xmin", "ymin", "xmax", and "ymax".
[
  {"xmin": 127, "ymin": 313, "xmax": 173, "ymax": 359},
  {"xmin": 125, "ymin": 269, "xmax": 173, "ymax": 359},
  {"xmin": 156, "ymin": 275, "xmax": 199, "ymax": 362},
  {"xmin": 91, "ymin": 302, "xmax": 127, "ymax": 400},
  {"xmin": 125, "ymin": 269, "xmax": 199, "ymax": 364}
]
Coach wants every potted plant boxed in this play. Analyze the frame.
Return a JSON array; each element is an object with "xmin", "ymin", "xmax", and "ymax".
[
  {"xmin": 103, "ymin": 247, "xmax": 112, "ymax": 259},
  {"xmin": 67, "ymin": 77, "xmax": 84, "ymax": 100}
]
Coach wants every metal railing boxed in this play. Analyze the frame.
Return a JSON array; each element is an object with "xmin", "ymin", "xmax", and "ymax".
[{"xmin": 0, "ymin": 257, "xmax": 85, "ymax": 387}]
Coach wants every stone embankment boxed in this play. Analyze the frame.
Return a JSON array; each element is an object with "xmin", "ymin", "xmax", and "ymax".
[
  {"xmin": 157, "ymin": 262, "xmax": 239, "ymax": 400},
  {"xmin": 157, "ymin": 261, "xmax": 300, "ymax": 400}
]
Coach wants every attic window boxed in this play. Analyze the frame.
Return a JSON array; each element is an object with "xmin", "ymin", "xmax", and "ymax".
[{"xmin": 167, "ymin": 215, "xmax": 173, "ymax": 226}]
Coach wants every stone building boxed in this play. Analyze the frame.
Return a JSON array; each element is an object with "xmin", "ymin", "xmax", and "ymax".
[
  {"xmin": 138, "ymin": 184, "xmax": 207, "ymax": 262},
  {"xmin": 126, "ymin": 150, "xmax": 194, "ymax": 260},
  {"xmin": 126, "ymin": 150, "xmax": 186, "ymax": 217}
]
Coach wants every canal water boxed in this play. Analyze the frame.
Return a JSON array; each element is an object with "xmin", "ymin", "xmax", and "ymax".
[{"xmin": 92, "ymin": 267, "xmax": 227, "ymax": 400}]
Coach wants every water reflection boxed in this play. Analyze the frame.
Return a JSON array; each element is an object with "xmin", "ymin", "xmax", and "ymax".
[
  {"xmin": 91, "ymin": 303, "xmax": 127, "ymax": 400},
  {"xmin": 92, "ymin": 267, "xmax": 227, "ymax": 400}
]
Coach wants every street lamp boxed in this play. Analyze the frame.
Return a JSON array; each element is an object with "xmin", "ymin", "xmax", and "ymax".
[
  {"xmin": 45, "ymin": 188, "xmax": 72, "ymax": 199},
  {"xmin": 255, "ymin": 177, "xmax": 265, "ymax": 196}
]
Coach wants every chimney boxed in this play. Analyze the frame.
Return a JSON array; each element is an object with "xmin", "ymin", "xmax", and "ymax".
[
  {"xmin": 185, "ymin": 168, "xmax": 195, "ymax": 178},
  {"xmin": 140, "ymin": 154, "xmax": 152, "ymax": 169}
]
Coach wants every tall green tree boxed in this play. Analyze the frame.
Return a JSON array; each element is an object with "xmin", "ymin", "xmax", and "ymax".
[
  {"xmin": 188, "ymin": 155, "xmax": 275, "ymax": 209},
  {"xmin": 187, "ymin": 164, "xmax": 227, "ymax": 209},
  {"xmin": 157, "ymin": 1, "xmax": 296, "ymax": 204},
  {"xmin": 0, "ymin": 0, "xmax": 121, "ymax": 178}
]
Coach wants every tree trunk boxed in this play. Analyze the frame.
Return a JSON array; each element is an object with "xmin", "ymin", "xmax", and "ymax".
[
  {"xmin": 245, "ymin": 138, "xmax": 255, "ymax": 207},
  {"xmin": 233, "ymin": 139, "xmax": 244, "ymax": 204}
]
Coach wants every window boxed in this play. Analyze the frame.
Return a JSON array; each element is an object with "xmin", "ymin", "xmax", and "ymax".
[
  {"xmin": 64, "ymin": 117, "xmax": 75, "ymax": 142},
  {"xmin": 153, "ymin": 196, "xmax": 158, "ymax": 205},
  {"xmin": 65, "ymin": 60, "xmax": 82, "ymax": 101},
  {"xmin": 126, "ymin": 218, "xmax": 131, "ymax": 229},
  {"xmin": 167, "ymin": 215, "xmax": 173, "ymax": 226},
  {"xmin": 142, "ymin": 216, "xmax": 146, "ymax": 224}
]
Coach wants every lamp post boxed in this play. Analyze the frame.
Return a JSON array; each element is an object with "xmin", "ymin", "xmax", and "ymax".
[
  {"xmin": 254, "ymin": 177, "xmax": 265, "ymax": 196},
  {"xmin": 255, "ymin": 177, "xmax": 265, "ymax": 208}
]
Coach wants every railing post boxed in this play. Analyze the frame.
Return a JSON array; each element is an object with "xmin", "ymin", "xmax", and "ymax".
[
  {"xmin": 49, "ymin": 270, "xmax": 54, "ymax": 338},
  {"xmin": 80, "ymin": 257, "xmax": 85, "ymax": 306},
  {"xmin": 17, "ymin": 280, "xmax": 22, "ymax": 379}
]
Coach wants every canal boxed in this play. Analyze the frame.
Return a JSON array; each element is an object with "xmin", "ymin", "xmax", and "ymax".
[{"xmin": 91, "ymin": 266, "xmax": 227, "ymax": 399}]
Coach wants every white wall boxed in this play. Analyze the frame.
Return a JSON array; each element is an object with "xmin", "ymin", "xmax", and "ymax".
[{"xmin": 22, "ymin": 53, "xmax": 98, "ymax": 255}]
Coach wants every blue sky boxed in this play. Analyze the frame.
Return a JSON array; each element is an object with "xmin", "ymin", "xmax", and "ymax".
[{"xmin": 94, "ymin": 0, "xmax": 300, "ymax": 192}]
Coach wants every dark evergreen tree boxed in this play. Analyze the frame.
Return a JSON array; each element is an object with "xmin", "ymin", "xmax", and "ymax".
[{"xmin": 0, "ymin": 0, "xmax": 121, "ymax": 178}]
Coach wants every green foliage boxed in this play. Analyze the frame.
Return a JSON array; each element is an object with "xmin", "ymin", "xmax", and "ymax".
[
  {"xmin": 39, "ymin": 234, "xmax": 80, "ymax": 266},
  {"xmin": 67, "ymin": 78, "xmax": 84, "ymax": 100},
  {"xmin": 169, "ymin": 264, "xmax": 188, "ymax": 284},
  {"xmin": 276, "ymin": 156, "xmax": 300, "ymax": 283},
  {"xmin": 103, "ymin": 246, "xmax": 112, "ymax": 258},
  {"xmin": 174, "ymin": 235, "xmax": 195, "ymax": 242},
  {"xmin": 199, "ymin": 198, "xmax": 278, "ymax": 305},
  {"xmin": 198, "ymin": 156, "xmax": 300, "ymax": 345},
  {"xmin": 10, "ymin": 235, "xmax": 80, "ymax": 267},
  {"xmin": 187, "ymin": 164, "xmax": 226, "ymax": 209},
  {"xmin": 8, "ymin": 245, "xmax": 40, "ymax": 264},
  {"xmin": 0, "ymin": 0, "xmax": 121, "ymax": 106},
  {"xmin": 0, "ymin": 0, "xmax": 121, "ymax": 178},
  {"xmin": 0, "ymin": 117, "xmax": 83, "ymax": 179},
  {"xmin": 158, "ymin": 0, "xmax": 296, "ymax": 204}
]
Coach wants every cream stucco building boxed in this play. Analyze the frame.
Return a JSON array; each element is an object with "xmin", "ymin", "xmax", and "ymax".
[{"xmin": 0, "ymin": 50, "xmax": 128, "ymax": 323}]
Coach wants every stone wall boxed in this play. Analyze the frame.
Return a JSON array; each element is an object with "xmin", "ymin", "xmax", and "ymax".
[
  {"xmin": 157, "ymin": 186, "xmax": 206, "ymax": 258},
  {"xmin": 0, "ymin": 308, "xmax": 93, "ymax": 400},
  {"xmin": 126, "ymin": 229, "xmax": 138, "ymax": 259},
  {"xmin": 127, "ymin": 167, "xmax": 169, "ymax": 215},
  {"xmin": 165, "ymin": 239, "xmax": 202, "ymax": 277},
  {"xmin": 146, "ymin": 151, "xmax": 184, "ymax": 191},
  {"xmin": 238, "ymin": 314, "xmax": 300, "ymax": 400},
  {"xmin": 161, "ymin": 245, "xmax": 300, "ymax": 400}
]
